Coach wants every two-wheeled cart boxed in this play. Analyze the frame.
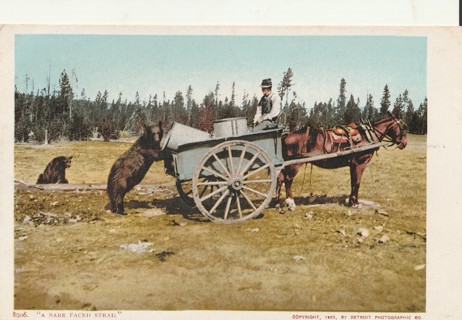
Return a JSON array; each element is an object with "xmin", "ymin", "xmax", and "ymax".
[{"xmin": 162, "ymin": 117, "xmax": 384, "ymax": 224}]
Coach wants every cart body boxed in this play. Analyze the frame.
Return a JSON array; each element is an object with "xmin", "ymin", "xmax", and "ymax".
[{"xmin": 163, "ymin": 122, "xmax": 284, "ymax": 181}]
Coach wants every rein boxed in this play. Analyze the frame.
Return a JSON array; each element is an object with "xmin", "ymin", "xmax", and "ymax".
[{"xmin": 371, "ymin": 116, "xmax": 407, "ymax": 148}]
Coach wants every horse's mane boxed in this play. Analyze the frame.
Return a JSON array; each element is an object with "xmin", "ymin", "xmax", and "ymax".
[{"xmin": 370, "ymin": 112, "xmax": 399, "ymax": 126}]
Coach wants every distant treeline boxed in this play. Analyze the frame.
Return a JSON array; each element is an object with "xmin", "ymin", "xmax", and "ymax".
[{"xmin": 14, "ymin": 68, "xmax": 427, "ymax": 143}]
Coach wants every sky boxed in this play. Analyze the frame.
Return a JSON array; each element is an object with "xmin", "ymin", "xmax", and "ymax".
[{"xmin": 15, "ymin": 34, "xmax": 427, "ymax": 110}]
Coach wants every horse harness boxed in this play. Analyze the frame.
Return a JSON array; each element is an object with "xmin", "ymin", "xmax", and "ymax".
[
  {"xmin": 369, "ymin": 117, "xmax": 407, "ymax": 147},
  {"xmin": 322, "ymin": 123, "xmax": 368, "ymax": 154}
]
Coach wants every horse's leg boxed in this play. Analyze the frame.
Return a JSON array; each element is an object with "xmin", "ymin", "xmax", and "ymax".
[
  {"xmin": 349, "ymin": 154, "xmax": 372, "ymax": 207},
  {"xmin": 283, "ymin": 177, "xmax": 296, "ymax": 211},
  {"xmin": 284, "ymin": 164, "xmax": 302, "ymax": 211},
  {"xmin": 349, "ymin": 164, "xmax": 359, "ymax": 207},
  {"xmin": 271, "ymin": 170, "xmax": 285, "ymax": 207}
]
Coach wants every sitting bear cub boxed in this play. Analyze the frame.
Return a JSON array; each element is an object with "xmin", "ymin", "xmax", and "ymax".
[{"xmin": 37, "ymin": 156, "xmax": 72, "ymax": 184}]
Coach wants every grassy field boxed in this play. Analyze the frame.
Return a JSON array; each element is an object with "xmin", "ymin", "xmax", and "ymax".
[{"xmin": 13, "ymin": 134, "xmax": 426, "ymax": 312}]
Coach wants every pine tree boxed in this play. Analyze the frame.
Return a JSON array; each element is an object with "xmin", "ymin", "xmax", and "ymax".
[
  {"xmin": 199, "ymin": 92, "xmax": 215, "ymax": 132},
  {"xmin": 277, "ymin": 67, "xmax": 294, "ymax": 100},
  {"xmin": 186, "ymin": 85, "xmax": 193, "ymax": 126},
  {"xmin": 230, "ymin": 81, "xmax": 236, "ymax": 109},
  {"xmin": 344, "ymin": 94, "xmax": 361, "ymax": 124},
  {"xmin": 308, "ymin": 102, "xmax": 321, "ymax": 128},
  {"xmin": 219, "ymin": 82, "xmax": 239, "ymax": 119},
  {"xmin": 380, "ymin": 84, "xmax": 391, "ymax": 115},
  {"xmin": 172, "ymin": 90, "xmax": 188, "ymax": 124},
  {"xmin": 335, "ymin": 78, "xmax": 347, "ymax": 123},
  {"xmin": 363, "ymin": 94, "xmax": 376, "ymax": 120},
  {"xmin": 404, "ymin": 98, "xmax": 416, "ymax": 132},
  {"xmin": 392, "ymin": 94, "xmax": 404, "ymax": 118},
  {"xmin": 326, "ymin": 98, "xmax": 335, "ymax": 127},
  {"xmin": 80, "ymin": 88, "xmax": 86, "ymax": 100},
  {"xmin": 417, "ymin": 97, "xmax": 428, "ymax": 134},
  {"xmin": 277, "ymin": 68, "xmax": 294, "ymax": 125},
  {"xmin": 214, "ymin": 82, "xmax": 220, "ymax": 109},
  {"xmin": 58, "ymin": 70, "xmax": 73, "ymax": 117},
  {"xmin": 242, "ymin": 93, "xmax": 257, "ymax": 127},
  {"xmin": 190, "ymin": 99, "xmax": 200, "ymax": 129},
  {"xmin": 68, "ymin": 109, "xmax": 92, "ymax": 141}
]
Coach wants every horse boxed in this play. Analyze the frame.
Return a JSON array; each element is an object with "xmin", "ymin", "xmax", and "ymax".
[{"xmin": 274, "ymin": 112, "xmax": 408, "ymax": 210}]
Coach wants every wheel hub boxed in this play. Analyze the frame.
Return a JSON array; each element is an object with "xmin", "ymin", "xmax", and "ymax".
[{"xmin": 229, "ymin": 177, "xmax": 244, "ymax": 191}]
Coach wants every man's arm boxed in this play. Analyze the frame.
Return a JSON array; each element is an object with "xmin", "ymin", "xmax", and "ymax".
[{"xmin": 253, "ymin": 105, "xmax": 262, "ymax": 125}]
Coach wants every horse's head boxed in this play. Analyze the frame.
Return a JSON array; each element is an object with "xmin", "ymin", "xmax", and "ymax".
[{"xmin": 384, "ymin": 111, "xmax": 408, "ymax": 149}]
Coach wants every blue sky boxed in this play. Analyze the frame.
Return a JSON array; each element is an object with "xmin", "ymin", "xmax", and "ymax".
[{"xmin": 15, "ymin": 35, "xmax": 427, "ymax": 110}]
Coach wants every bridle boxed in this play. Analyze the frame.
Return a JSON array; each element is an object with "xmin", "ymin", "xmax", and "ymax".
[{"xmin": 373, "ymin": 115, "xmax": 408, "ymax": 148}]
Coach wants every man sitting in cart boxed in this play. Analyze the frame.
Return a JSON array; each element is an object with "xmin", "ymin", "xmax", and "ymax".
[{"xmin": 253, "ymin": 78, "xmax": 282, "ymax": 131}]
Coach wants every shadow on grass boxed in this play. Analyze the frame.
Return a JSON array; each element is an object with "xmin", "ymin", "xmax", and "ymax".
[
  {"xmin": 148, "ymin": 197, "xmax": 210, "ymax": 223},
  {"xmin": 290, "ymin": 193, "xmax": 382, "ymax": 210},
  {"xmin": 289, "ymin": 193, "xmax": 349, "ymax": 206}
]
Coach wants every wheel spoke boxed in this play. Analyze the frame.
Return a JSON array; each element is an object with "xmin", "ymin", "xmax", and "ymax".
[
  {"xmin": 199, "ymin": 185, "xmax": 228, "ymax": 202},
  {"xmin": 228, "ymin": 146, "xmax": 235, "ymax": 175},
  {"xmin": 240, "ymin": 190, "xmax": 257, "ymax": 211},
  {"xmin": 242, "ymin": 163, "xmax": 270, "ymax": 180},
  {"xmin": 197, "ymin": 181, "xmax": 227, "ymax": 186},
  {"xmin": 242, "ymin": 185, "xmax": 267, "ymax": 198},
  {"xmin": 199, "ymin": 184, "xmax": 209, "ymax": 198},
  {"xmin": 202, "ymin": 166, "xmax": 228, "ymax": 181},
  {"xmin": 235, "ymin": 192, "xmax": 242, "ymax": 219},
  {"xmin": 239, "ymin": 150, "xmax": 260, "ymax": 176},
  {"xmin": 212, "ymin": 152, "xmax": 231, "ymax": 177},
  {"xmin": 223, "ymin": 195, "xmax": 232, "ymax": 219},
  {"xmin": 236, "ymin": 145, "xmax": 247, "ymax": 175},
  {"xmin": 209, "ymin": 190, "xmax": 229, "ymax": 214}
]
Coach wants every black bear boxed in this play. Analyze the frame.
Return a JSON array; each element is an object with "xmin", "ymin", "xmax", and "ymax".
[
  {"xmin": 36, "ymin": 156, "xmax": 73, "ymax": 184},
  {"xmin": 107, "ymin": 122, "xmax": 163, "ymax": 214}
]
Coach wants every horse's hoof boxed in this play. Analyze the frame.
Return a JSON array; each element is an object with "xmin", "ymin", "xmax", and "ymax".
[{"xmin": 284, "ymin": 198, "xmax": 296, "ymax": 211}]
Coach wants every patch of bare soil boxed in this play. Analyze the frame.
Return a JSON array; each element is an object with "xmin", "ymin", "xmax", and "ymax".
[{"xmin": 14, "ymin": 184, "xmax": 426, "ymax": 312}]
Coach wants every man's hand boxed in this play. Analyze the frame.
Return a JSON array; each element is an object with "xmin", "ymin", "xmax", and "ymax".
[{"xmin": 255, "ymin": 116, "xmax": 266, "ymax": 125}]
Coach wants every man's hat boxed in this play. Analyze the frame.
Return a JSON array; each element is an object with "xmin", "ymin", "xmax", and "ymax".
[{"xmin": 260, "ymin": 78, "xmax": 272, "ymax": 88}]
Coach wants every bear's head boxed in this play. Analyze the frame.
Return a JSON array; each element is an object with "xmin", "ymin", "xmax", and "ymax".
[
  {"xmin": 63, "ymin": 156, "xmax": 73, "ymax": 168},
  {"xmin": 54, "ymin": 155, "xmax": 72, "ymax": 168},
  {"xmin": 143, "ymin": 121, "xmax": 164, "ymax": 148}
]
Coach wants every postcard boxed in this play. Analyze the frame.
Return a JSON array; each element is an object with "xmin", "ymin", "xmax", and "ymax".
[{"xmin": 1, "ymin": 25, "xmax": 461, "ymax": 320}]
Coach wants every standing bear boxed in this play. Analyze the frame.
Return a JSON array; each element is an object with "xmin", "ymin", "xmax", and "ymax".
[
  {"xmin": 37, "ymin": 156, "xmax": 73, "ymax": 184},
  {"xmin": 107, "ymin": 122, "xmax": 164, "ymax": 215}
]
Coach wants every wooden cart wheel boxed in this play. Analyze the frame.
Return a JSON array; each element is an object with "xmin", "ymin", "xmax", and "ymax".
[
  {"xmin": 175, "ymin": 180, "xmax": 195, "ymax": 206},
  {"xmin": 176, "ymin": 178, "xmax": 220, "ymax": 207},
  {"xmin": 192, "ymin": 140, "xmax": 276, "ymax": 223}
]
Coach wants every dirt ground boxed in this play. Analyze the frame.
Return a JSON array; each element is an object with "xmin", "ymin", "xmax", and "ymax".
[{"xmin": 13, "ymin": 135, "xmax": 426, "ymax": 312}]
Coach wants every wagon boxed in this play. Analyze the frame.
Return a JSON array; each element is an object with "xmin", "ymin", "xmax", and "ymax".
[{"xmin": 162, "ymin": 117, "xmax": 385, "ymax": 224}]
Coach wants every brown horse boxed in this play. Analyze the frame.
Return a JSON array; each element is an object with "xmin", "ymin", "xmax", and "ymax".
[{"xmin": 274, "ymin": 112, "xmax": 408, "ymax": 209}]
